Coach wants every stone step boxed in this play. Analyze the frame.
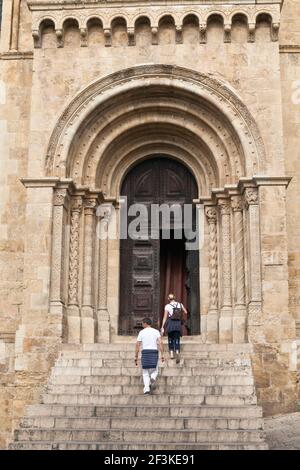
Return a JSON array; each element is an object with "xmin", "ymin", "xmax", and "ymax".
[
  {"xmin": 49, "ymin": 374, "xmax": 254, "ymax": 386},
  {"xmin": 41, "ymin": 393, "xmax": 257, "ymax": 406},
  {"xmin": 52, "ymin": 358, "xmax": 251, "ymax": 371},
  {"xmin": 9, "ymin": 441, "xmax": 268, "ymax": 450},
  {"xmin": 25, "ymin": 404, "xmax": 263, "ymax": 419},
  {"xmin": 78, "ymin": 343, "xmax": 252, "ymax": 352},
  {"xmin": 45, "ymin": 383, "xmax": 256, "ymax": 396},
  {"xmin": 19, "ymin": 416, "xmax": 263, "ymax": 431},
  {"xmin": 51, "ymin": 365, "xmax": 252, "ymax": 376},
  {"xmin": 57, "ymin": 351, "xmax": 252, "ymax": 361},
  {"xmin": 14, "ymin": 428, "xmax": 265, "ymax": 443}
]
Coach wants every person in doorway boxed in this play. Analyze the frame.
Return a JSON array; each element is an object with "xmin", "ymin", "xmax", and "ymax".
[
  {"xmin": 135, "ymin": 318, "xmax": 165, "ymax": 395},
  {"xmin": 160, "ymin": 293, "xmax": 187, "ymax": 364}
]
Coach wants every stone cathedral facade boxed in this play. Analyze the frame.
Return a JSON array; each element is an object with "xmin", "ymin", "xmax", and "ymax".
[{"xmin": 0, "ymin": 0, "xmax": 300, "ymax": 449}]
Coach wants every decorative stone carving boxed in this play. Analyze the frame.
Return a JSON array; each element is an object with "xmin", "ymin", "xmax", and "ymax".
[
  {"xmin": 80, "ymin": 28, "xmax": 88, "ymax": 47},
  {"xmin": 128, "ymin": 27, "xmax": 135, "ymax": 46},
  {"xmin": 104, "ymin": 28, "xmax": 112, "ymax": 47},
  {"xmin": 248, "ymin": 23, "xmax": 255, "ymax": 43},
  {"xmin": 199, "ymin": 24, "xmax": 207, "ymax": 44},
  {"xmin": 218, "ymin": 198, "xmax": 232, "ymax": 343},
  {"xmin": 55, "ymin": 29, "xmax": 63, "ymax": 48},
  {"xmin": 245, "ymin": 187, "xmax": 258, "ymax": 206},
  {"xmin": 205, "ymin": 206, "xmax": 218, "ymax": 312},
  {"xmin": 151, "ymin": 27, "xmax": 158, "ymax": 45},
  {"xmin": 32, "ymin": 30, "xmax": 41, "ymax": 48},
  {"xmin": 175, "ymin": 26, "xmax": 183, "ymax": 44},
  {"xmin": 224, "ymin": 24, "xmax": 231, "ymax": 43},
  {"xmin": 68, "ymin": 197, "xmax": 82, "ymax": 308}
]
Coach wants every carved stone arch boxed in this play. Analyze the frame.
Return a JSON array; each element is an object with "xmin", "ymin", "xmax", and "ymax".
[
  {"xmin": 59, "ymin": 16, "xmax": 81, "ymax": 30},
  {"xmin": 230, "ymin": 11, "xmax": 250, "ymax": 25},
  {"xmin": 156, "ymin": 12, "xmax": 178, "ymax": 26},
  {"xmin": 110, "ymin": 14, "xmax": 128, "ymax": 28},
  {"xmin": 133, "ymin": 13, "xmax": 154, "ymax": 28},
  {"xmin": 84, "ymin": 15, "xmax": 104, "ymax": 29},
  {"xmin": 36, "ymin": 16, "xmax": 57, "ymax": 31},
  {"xmin": 205, "ymin": 11, "xmax": 226, "ymax": 24},
  {"xmin": 45, "ymin": 65, "xmax": 266, "ymax": 180},
  {"xmin": 180, "ymin": 11, "xmax": 201, "ymax": 24}
]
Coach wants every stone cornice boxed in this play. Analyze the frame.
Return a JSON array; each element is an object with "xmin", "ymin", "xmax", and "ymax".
[
  {"xmin": 27, "ymin": 1, "xmax": 283, "ymax": 11},
  {"xmin": 280, "ymin": 45, "xmax": 300, "ymax": 54}
]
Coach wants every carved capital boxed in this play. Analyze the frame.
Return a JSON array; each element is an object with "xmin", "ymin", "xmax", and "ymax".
[
  {"xmin": 248, "ymin": 23, "xmax": 255, "ymax": 43},
  {"xmin": 271, "ymin": 23, "xmax": 280, "ymax": 42},
  {"xmin": 175, "ymin": 25, "xmax": 183, "ymax": 44},
  {"xmin": 71, "ymin": 196, "xmax": 83, "ymax": 213},
  {"xmin": 84, "ymin": 197, "xmax": 97, "ymax": 213},
  {"xmin": 224, "ymin": 24, "xmax": 231, "ymax": 43},
  {"xmin": 205, "ymin": 206, "xmax": 218, "ymax": 224},
  {"xmin": 80, "ymin": 28, "xmax": 88, "ymax": 47},
  {"xmin": 244, "ymin": 187, "xmax": 258, "ymax": 206},
  {"xmin": 128, "ymin": 27, "xmax": 135, "ymax": 46},
  {"xmin": 104, "ymin": 28, "xmax": 112, "ymax": 47},
  {"xmin": 151, "ymin": 27, "xmax": 158, "ymax": 45},
  {"xmin": 199, "ymin": 24, "xmax": 207, "ymax": 44},
  {"xmin": 231, "ymin": 195, "xmax": 244, "ymax": 212},
  {"xmin": 32, "ymin": 30, "xmax": 41, "ymax": 48},
  {"xmin": 56, "ymin": 29, "xmax": 64, "ymax": 48},
  {"xmin": 218, "ymin": 200, "xmax": 231, "ymax": 216},
  {"xmin": 53, "ymin": 188, "xmax": 67, "ymax": 206}
]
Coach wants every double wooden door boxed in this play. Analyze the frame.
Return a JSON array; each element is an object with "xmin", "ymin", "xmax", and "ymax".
[{"xmin": 119, "ymin": 157, "xmax": 200, "ymax": 335}]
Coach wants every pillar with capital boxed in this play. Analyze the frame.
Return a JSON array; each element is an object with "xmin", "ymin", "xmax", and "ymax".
[
  {"xmin": 218, "ymin": 198, "xmax": 233, "ymax": 343},
  {"xmin": 205, "ymin": 206, "xmax": 219, "ymax": 343},
  {"xmin": 67, "ymin": 196, "xmax": 82, "ymax": 344},
  {"xmin": 97, "ymin": 203, "xmax": 112, "ymax": 343},
  {"xmin": 81, "ymin": 196, "xmax": 97, "ymax": 343},
  {"xmin": 231, "ymin": 194, "xmax": 247, "ymax": 343}
]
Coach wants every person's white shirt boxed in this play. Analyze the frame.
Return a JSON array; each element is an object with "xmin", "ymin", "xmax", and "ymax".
[
  {"xmin": 165, "ymin": 301, "xmax": 183, "ymax": 318},
  {"xmin": 137, "ymin": 327, "xmax": 161, "ymax": 350}
]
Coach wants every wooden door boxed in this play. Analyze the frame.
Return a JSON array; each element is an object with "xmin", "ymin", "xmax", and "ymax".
[{"xmin": 119, "ymin": 157, "xmax": 199, "ymax": 335}]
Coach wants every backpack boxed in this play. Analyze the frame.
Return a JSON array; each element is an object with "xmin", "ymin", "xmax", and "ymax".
[{"xmin": 170, "ymin": 302, "xmax": 183, "ymax": 321}]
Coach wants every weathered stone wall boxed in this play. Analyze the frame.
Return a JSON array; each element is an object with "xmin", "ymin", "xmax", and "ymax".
[
  {"xmin": 280, "ymin": 0, "xmax": 300, "ymax": 399},
  {"xmin": 0, "ymin": 0, "xmax": 298, "ymax": 448}
]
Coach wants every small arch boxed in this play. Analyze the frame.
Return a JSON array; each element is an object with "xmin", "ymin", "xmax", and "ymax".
[
  {"xmin": 111, "ymin": 17, "xmax": 128, "ymax": 47},
  {"xmin": 182, "ymin": 14, "xmax": 199, "ymax": 44},
  {"xmin": 85, "ymin": 15, "xmax": 104, "ymax": 29},
  {"xmin": 231, "ymin": 13, "xmax": 248, "ymax": 44},
  {"xmin": 158, "ymin": 15, "xmax": 176, "ymax": 45},
  {"xmin": 255, "ymin": 13, "xmax": 272, "ymax": 42},
  {"xmin": 135, "ymin": 16, "xmax": 152, "ymax": 47},
  {"xmin": 206, "ymin": 14, "xmax": 224, "ymax": 44},
  {"xmin": 40, "ymin": 19, "xmax": 56, "ymax": 49},
  {"xmin": 87, "ymin": 17, "xmax": 104, "ymax": 47},
  {"xmin": 63, "ymin": 18, "xmax": 80, "ymax": 48}
]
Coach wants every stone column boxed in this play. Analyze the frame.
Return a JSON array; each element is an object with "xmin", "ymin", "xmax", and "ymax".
[
  {"xmin": 67, "ymin": 196, "xmax": 82, "ymax": 343},
  {"xmin": 218, "ymin": 199, "xmax": 233, "ymax": 343},
  {"xmin": 81, "ymin": 197, "xmax": 97, "ymax": 343},
  {"xmin": 97, "ymin": 204, "xmax": 112, "ymax": 343},
  {"xmin": 231, "ymin": 195, "xmax": 247, "ymax": 343},
  {"xmin": 205, "ymin": 206, "xmax": 219, "ymax": 343},
  {"xmin": 50, "ymin": 188, "xmax": 68, "ymax": 321},
  {"xmin": 244, "ymin": 187, "xmax": 262, "ymax": 342}
]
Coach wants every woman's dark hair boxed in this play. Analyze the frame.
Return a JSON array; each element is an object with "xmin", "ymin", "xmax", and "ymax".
[{"xmin": 142, "ymin": 318, "xmax": 152, "ymax": 326}]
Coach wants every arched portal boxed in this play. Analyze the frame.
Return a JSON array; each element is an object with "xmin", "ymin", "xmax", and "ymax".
[
  {"xmin": 119, "ymin": 156, "xmax": 200, "ymax": 335},
  {"xmin": 36, "ymin": 65, "xmax": 270, "ymax": 345}
]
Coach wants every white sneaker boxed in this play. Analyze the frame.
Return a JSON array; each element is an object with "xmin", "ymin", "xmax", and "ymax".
[
  {"xmin": 144, "ymin": 388, "xmax": 150, "ymax": 395},
  {"xmin": 170, "ymin": 351, "xmax": 174, "ymax": 359},
  {"xmin": 150, "ymin": 378, "xmax": 157, "ymax": 390}
]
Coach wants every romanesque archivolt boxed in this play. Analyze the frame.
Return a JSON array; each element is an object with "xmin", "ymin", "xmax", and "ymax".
[
  {"xmin": 44, "ymin": 65, "xmax": 266, "ymax": 195},
  {"xmin": 30, "ymin": 5, "xmax": 280, "ymax": 48}
]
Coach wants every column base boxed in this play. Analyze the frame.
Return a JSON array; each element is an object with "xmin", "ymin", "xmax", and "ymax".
[
  {"xmin": 206, "ymin": 310, "xmax": 219, "ymax": 343},
  {"xmin": 233, "ymin": 306, "xmax": 247, "ymax": 343},
  {"xmin": 97, "ymin": 309, "xmax": 111, "ymax": 343},
  {"xmin": 67, "ymin": 306, "xmax": 81, "ymax": 344},
  {"xmin": 219, "ymin": 308, "xmax": 232, "ymax": 344},
  {"xmin": 81, "ymin": 306, "xmax": 96, "ymax": 344}
]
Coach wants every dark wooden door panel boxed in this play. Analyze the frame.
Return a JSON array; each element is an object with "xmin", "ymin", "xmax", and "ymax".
[{"xmin": 119, "ymin": 157, "xmax": 199, "ymax": 335}]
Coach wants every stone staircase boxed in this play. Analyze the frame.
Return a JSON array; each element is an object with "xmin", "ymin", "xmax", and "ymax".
[{"xmin": 10, "ymin": 341, "xmax": 268, "ymax": 450}]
